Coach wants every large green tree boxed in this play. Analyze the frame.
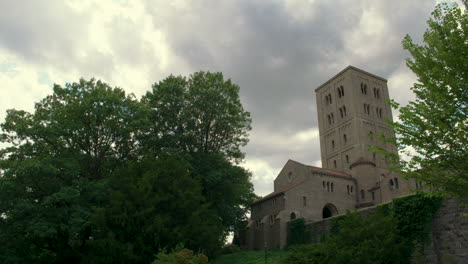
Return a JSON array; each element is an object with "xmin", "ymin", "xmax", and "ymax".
[
  {"xmin": 0, "ymin": 79, "xmax": 144, "ymax": 263},
  {"xmin": 142, "ymin": 72, "xmax": 252, "ymax": 162},
  {"xmin": 142, "ymin": 72, "xmax": 255, "ymax": 236},
  {"xmin": 385, "ymin": 2, "xmax": 467, "ymax": 197}
]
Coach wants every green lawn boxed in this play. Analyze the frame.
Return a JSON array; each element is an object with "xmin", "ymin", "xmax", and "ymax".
[{"xmin": 210, "ymin": 250, "xmax": 287, "ymax": 264}]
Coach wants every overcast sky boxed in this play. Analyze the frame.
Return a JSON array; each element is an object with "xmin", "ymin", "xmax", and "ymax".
[{"xmin": 0, "ymin": 0, "xmax": 447, "ymax": 196}]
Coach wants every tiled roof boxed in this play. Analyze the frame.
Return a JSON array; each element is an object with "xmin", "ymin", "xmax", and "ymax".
[
  {"xmin": 288, "ymin": 159, "xmax": 353, "ymax": 179},
  {"xmin": 251, "ymin": 180, "xmax": 306, "ymax": 205}
]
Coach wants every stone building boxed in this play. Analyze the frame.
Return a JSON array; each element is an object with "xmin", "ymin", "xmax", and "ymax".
[{"xmin": 246, "ymin": 66, "xmax": 416, "ymax": 250}]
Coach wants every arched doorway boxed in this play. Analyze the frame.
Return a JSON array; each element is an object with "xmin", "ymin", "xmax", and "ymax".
[
  {"xmin": 290, "ymin": 212, "xmax": 296, "ymax": 220},
  {"xmin": 322, "ymin": 204, "xmax": 338, "ymax": 219}
]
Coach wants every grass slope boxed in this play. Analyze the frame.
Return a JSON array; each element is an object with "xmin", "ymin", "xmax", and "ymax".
[{"xmin": 210, "ymin": 250, "xmax": 286, "ymax": 264}]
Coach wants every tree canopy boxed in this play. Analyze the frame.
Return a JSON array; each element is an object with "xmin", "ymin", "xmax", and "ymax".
[
  {"xmin": 0, "ymin": 73, "xmax": 255, "ymax": 263},
  {"xmin": 383, "ymin": 2, "xmax": 467, "ymax": 198}
]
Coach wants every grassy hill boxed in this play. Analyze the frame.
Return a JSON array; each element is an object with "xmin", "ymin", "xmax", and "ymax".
[{"xmin": 210, "ymin": 250, "xmax": 287, "ymax": 264}]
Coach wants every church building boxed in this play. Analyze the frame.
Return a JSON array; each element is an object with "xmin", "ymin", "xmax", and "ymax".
[{"xmin": 246, "ymin": 66, "xmax": 416, "ymax": 250}]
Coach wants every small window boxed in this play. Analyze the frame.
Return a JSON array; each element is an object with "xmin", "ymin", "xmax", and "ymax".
[
  {"xmin": 331, "ymin": 113, "xmax": 334, "ymax": 123},
  {"xmin": 394, "ymin": 178, "xmax": 399, "ymax": 189},
  {"xmin": 329, "ymin": 93, "xmax": 332, "ymax": 104},
  {"xmin": 343, "ymin": 134, "xmax": 347, "ymax": 143},
  {"xmin": 333, "ymin": 160, "xmax": 337, "ymax": 168},
  {"xmin": 347, "ymin": 185, "xmax": 350, "ymax": 194},
  {"xmin": 303, "ymin": 196, "xmax": 307, "ymax": 207},
  {"xmin": 361, "ymin": 189, "xmax": 365, "ymax": 199},
  {"xmin": 339, "ymin": 108, "xmax": 343, "ymax": 118},
  {"xmin": 341, "ymin": 86, "xmax": 344, "ymax": 96},
  {"xmin": 367, "ymin": 104, "xmax": 370, "ymax": 114},
  {"xmin": 327, "ymin": 182, "xmax": 330, "ymax": 192},
  {"xmin": 327, "ymin": 115, "xmax": 331, "ymax": 125},
  {"xmin": 350, "ymin": 186, "xmax": 353, "ymax": 193},
  {"xmin": 331, "ymin": 183, "xmax": 334, "ymax": 192},
  {"xmin": 323, "ymin": 181, "xmax": 326, "ymax": 189},
  {"xmin": 346, "ymin": 155, "xmax": 349, "ymax": 163},
  {"xmin": 332, "ymin": 140, "xmax": 335, "ymax": 149},
  {"xmin": 372, "ymin": 191, "xmax": 375, "ymax": 201},
  {"xmin": 389, "ymin": 179, "xmax": 394, "ymax": 190},
  {"xmin": 343, "ymin": 106, "xmax": 347, "ymax": 116},
  {"xmin": 364, "ymin": 84, "xmax": 367, "ymax": 95}
]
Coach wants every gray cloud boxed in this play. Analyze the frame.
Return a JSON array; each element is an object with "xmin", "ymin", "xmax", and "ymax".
[{"xmin": 0, "ymin": 0, "xmax": 438, "ymax": 195}]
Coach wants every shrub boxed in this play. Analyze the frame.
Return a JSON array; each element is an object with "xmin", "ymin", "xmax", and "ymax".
[
  {"xmin": 152, "ymin": 246, "xmax": 208, "ymax": 264},
  {"xmin": 220, "ymin": 244, "xmax": 241, "ymax": 254}
]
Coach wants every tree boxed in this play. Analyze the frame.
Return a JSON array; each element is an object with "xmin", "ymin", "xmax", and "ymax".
[
  {"xmin": 89, "ymin": 156, "xmax": 223, "ymax": 263},
  {"xmin": 142, "ymin": 72, "xmax": 252, "ymax": 162},
  {"xmin": 0, "ymin": 79, "xmax": 144, "ymax": 263},
  {"xmin": 384, "ymin": 2, "xmax": 467, "ymax": 198},
  {"xmin": 142, "ymin": 72, "xmax": 256, "ymax": 236}
]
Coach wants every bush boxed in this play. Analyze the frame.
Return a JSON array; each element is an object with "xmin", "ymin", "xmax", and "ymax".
[
  {"xmin": 283, "ymin": 194, "xmax": 442, "ymax": 264},
  {"xmin": 220, "ymin": 244, "xmax": 241, "ymax": 255},
  {"xmin": 152, "ymin": 246, "xmax": 208, "ymax": 264},
  {"xmin": 287, "ymin": 218, "xmax": 310, "ymax": 246}
]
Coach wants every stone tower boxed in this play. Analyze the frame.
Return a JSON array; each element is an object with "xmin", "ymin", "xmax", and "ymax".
[{"xmin": 315, "ymin": 66, "xmax": 414, "ymax": 204}]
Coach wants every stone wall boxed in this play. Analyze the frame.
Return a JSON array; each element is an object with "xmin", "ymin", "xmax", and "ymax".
[
  {"xmin": 422, "ymin": 199, "xmax": 467, "ymax": 264},
  {"xmin": 296, "ymin": 199, "xmax": 467, "ymax": 263}
]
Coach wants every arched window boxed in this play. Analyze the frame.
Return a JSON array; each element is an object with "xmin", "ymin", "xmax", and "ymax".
[
  {"xmin": 290, "ymin": 212, "xmax": 296, "ymax": 220},
  {"xmin": 331, "ymin": 140, "xmax": 335, "ymax": 149},
  {"xmin": 367, "ymin": 104, "xmax": 370, "ymax": 114},
  {"xmin": 327, "ymin": 182, "xmax": 330, "ymax": 192},
  {"xmin": 364, "ymin": 84, "xmax": 368, "ymax": 95},
  {"xmin": 303, "ymin": 196, "xmax": 307, "ymax": 207},
  {"xmin": 373, "ymin": 87, "xmax": 377, "ymax": 98},
  {"xmin": 341, "ymin": 85, "xmax": 344, "ymax": 96},
  {"xmin": 331, "ymin": 183, "xmax": 334, "ymax": 192},
  {"xmin": 346, "ymin": 155, "xmax": 349, "ymax": 163},
  {"xmin": 327, "ymin": 115, "xmax": 331, "ymax": 125},
  {"xmin": 350, "ymin": 186, "xmax": 353, "ymax": 193},
  {"xmin": 333, "ymin": 160, "xmax": 337, "ymax": 168},
  {"xmin": 339, "ymin": 108, "xmax": 343, "ymax": 118},
  {"xmin": 394, "ymin": 178, "xmax": 399, "ymax": 189},
  {"xmin": 379, "ymin": 108, "xmax": 382, "ymax": 118},
  {"xmin": 331, "ymin": 113, "xmax": 334, "ymax": 123},
  {"xmin": 329, "ymin": 93, "xmax": 332, "ymax": 104},
  {"xmin": 343, "ymin": 106, "xmax": 347, "ymax": 116},
  {"xmin": 361, "ymin": 83, "xmax": 364, "ymax": 94},
  {"xmin": 361, "ymin": 189, "xmax": 365, "ymax": 199},
  {"xmin": 343, "ymin": 134, "xmax": 347, "ymax": 143},
  {"xmin": 389, "ymin": 179, "xmax": 394, "ymax": 190}
]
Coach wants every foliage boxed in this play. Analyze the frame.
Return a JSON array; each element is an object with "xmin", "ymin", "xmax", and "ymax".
[
  {"xmin": 391, "ymin": 194, "xmax": 442, "ymax": 245},
  {"xmin": 0, "ymin": 74, "xmax": 254, "ymax": 263},
  {"xmin": 142, "ymin": 72, "xmax": 255, "ymax": 237},
  {"xmin": 0, "ymin": 79, "xmax": 143, "ymax": 263},
  {"xmin": 152, "ymin": 246, "xmax": 208, "ymax": 264},
  {"xmin": 89, "ymin": 156, "xmax": 224, "ymax": 262},
  {"xmin": 210, "ymin": 250, "xmax": 286, "ymax": 264},
  {"xmin": 220, "ymin": 244, "xmax": 241, "ymax": 255},
  {"xmin": 283, "ymin": 194, "xmax": 442, "ymax": 264},
  {"xmin": 287, "ymin": 218, "xmax": 310, "ymax": 247},
  {"xmin": 381, "ymin": 2, "xmax": 468, "ymax": 197},
  {"xmin": 189, "ymin": 153, "xmax": 256, "ymax": 238},
  {"xmin": 142, "ymin": 72, "xmax": 252, "ymax": 162}
]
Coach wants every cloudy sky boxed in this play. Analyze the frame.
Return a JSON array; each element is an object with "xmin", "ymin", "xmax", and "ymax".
[{"xmin": 0, "ymin": 0, "xmax": 448, "ymax": 196}]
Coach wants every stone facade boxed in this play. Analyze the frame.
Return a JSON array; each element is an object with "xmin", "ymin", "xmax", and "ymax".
[{"xmin": 246, "ymin": 66, "xmax": 416, "ymax": 250}]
